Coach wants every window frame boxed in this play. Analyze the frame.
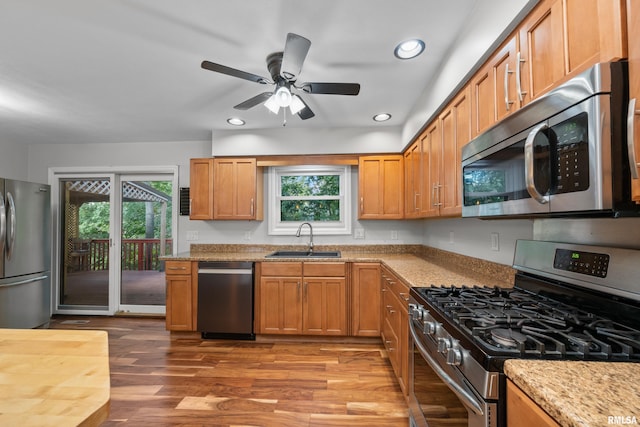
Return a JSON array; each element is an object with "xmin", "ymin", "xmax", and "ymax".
[{"xmin": 267, "ymin": 165, "xmax": 351, "ymax": 235}]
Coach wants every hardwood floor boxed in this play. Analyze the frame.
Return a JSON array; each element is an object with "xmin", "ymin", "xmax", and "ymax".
[{"xmin": 49, "ymin": 316, "xmax": 410, "ymax": 426}]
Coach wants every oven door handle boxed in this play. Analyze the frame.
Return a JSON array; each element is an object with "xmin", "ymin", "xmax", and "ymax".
[{"xmin": 410, "ymin": 325, "xmax": 484, "ymax": 416}]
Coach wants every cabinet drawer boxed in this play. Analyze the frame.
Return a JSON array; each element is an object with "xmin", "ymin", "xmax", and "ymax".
[
  {"xmin": 165, "ymin": 261, "xmax": 192, "ymax": 276},
  {"xmin": 381, "ymin": 268, "xmax": 410, "ymax": 303},
  {"xmin": 303, "ymin": 262, "xmax": 346, "ymax": 277},
  {"xmin": 261, "ymin": 262, "xmax": 303, "ymax": 276}
]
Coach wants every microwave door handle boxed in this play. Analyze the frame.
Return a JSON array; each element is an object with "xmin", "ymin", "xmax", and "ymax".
[
  {"xmin": 627, "ymin": 98, "xmax": 640, "ymax": 180},
  {"xmin": 524, "ymin": 123, "xmax": 550, "ymax": 204},
  {"xmin": 409, "ymin": 324, "xmax": 484, "ymax": 416}
]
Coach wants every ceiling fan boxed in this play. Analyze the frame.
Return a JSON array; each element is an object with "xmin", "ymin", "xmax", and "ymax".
[{"xmin": 201, "ymin": 33, "xmax": 360, "ymax": 121}]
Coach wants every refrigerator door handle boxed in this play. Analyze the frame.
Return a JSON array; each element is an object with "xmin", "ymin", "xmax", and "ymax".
[
  {"xmin": 5, "ymin": 192, "xmax": 15, "ymax": 260},
  {"xmin": 0, "ymin": 193, "xmax": 5, "ymax": 256},
  {"xmin": 0, "ymin": 274, "xmax": 49, "ymax": 288}
]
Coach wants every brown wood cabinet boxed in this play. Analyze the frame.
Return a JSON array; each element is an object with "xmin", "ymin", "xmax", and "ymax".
[
  {"xmin": 506, "ymin": 379, "xmax": 560, "ymax": 427},
  {"xmin": 628, "ymin": 0, "xmax": 640, "ymax": 201},
  {"xmin": 213, "ymin": 158, "xmax": 263, "ymax": 220},
  {"xmin": 358, "ymin": 155, "xmax": 404, "ymax": 219},
  {"xmin": 257, "ymin": 262, "xmax": 346, "ymax": 336},
  {"xmin": 189, "ymin": 158, "xmax": 214, "ymax": 220},
  {"xmin": 350, "ymin": 263, "xmax": 381, "ymax": 337},
  {"xmin": 380, "ymin": 265, "xmax": 410, "ymax": 394},
  {"xmin": 165, "ymin": 261, "xmax": 197, "ymax": 331},
  {"xmin": 404, "ymin": 141, "xmax": 422, "ymax": 218}
]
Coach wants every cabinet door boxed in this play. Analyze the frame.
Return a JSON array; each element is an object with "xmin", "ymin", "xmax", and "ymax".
[
  {"xmin": 351, "ymin": 263, "xmax": 381, "ymax": 337},
  {"xmin": 404, "ymin": 141, "xmax": 422, "ymax": 218},
  {"xmin": 358, "ymin": 155, "xmax": 404, "ymax": 219},
  {"xmin": 213, "ymin": 158, "xmax": 261, "ymax": 220},
  {"xmin": 471, "ymin": 62, "xmax": 495, "ymax": 136},
  {"xmin": 259, "ymin": 277, "xmax": 302, "ymax": 334},
  {"xmin": 507, "ymin": 380, "xmax": 560, "ymax": 427},
  {"xmin": 627, "ymin": 0, "xmax": 640, "ymax": 201},
  {"xmin": 439, "ymin": 87, "xmax": 471, "ymax": 217},
  {"xmin": 564, "ymin": 0, "xmax": 625, "ymax": 76},
  {"xmin": 518, "ymin": 0, "xmax": 564, "ymax": 104},
  {"xmin": 189, "ymin": 158, "xmax": 214, "ymax": 220},
  {"xmin": 303, "ymin": 277, "xmax": 346, "ymax": 335},
  {"xmin": 493, "ymin": 37, "xmax": 519, "ymax": 122},
  {"xmin": 422, "ymin": 123, "xmax": 441, "ymax": 217},
  {"xmin": 165, "ymin": 274, "xmax": 193, "ymax": 331}
]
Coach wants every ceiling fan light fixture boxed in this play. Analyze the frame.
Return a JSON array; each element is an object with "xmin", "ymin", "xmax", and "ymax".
[
  {"xmin": 394, "ymin": 39, "xmax": 425, "ymax": 59},
  {"xmin": 226, "ymin": 117, "xmax": 245, "ymax": 126},
  {"xmin": 289, "ymin": 95, "xmax": 305, "ymax": 115},
  {"xmin": 274, "ymin": 86, "xmax": 292, "ymax": 107},
  {"xmin": 264, "ymin": 94, "xmax": 280, "ymax": 114},
  {"xmin": 373, "ymin": 113, "xmax": 392, "ymax": 122}
]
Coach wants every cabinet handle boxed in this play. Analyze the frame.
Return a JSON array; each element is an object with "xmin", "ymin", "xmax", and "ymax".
[
  {"xmin": 360, "ymin": 197, "xmax": 364, "ymax": 214},
  {"xmin": 304, "ymin": 282, "xmax": 308, "ymax": 300},
  {"xmin": 627, "ymin": 98, "xmax": 640, "ymax": 180},
  {"xmin": 399, "ymin": 292, "xmax": 409, "ymax": 301},
  {"xmin": 414, "ymin": 192, "xmax": 419, "ymax": 211},
  {"xmin": 250, "ymin": 198, "xmax": 254, "ymax": 216},
  {"xmin": 297, "ymin": 281, "xmax": 301, "ymax": 302},
  {"xmin": 432, "ymin": 184, "xmax": 442, "ymax": 207},
  {"xmin": 504, "ymin": 62, "xmax": 514, "ymax": 112},
  {"xmin": 168, "ymin": 267, "xmax": 186, "ymax": 270},
  {"xmin": 516, "ymin": 51, "xmax": 527, "ymax": 102},
  {"xmin": 386, "ymin": 305, "xmax": 395, "ymax": 314}
]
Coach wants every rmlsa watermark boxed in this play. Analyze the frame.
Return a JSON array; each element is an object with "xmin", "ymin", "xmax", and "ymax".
[{"xmin": 608, "ymin": 415, "xmax": 638, "ymax": 425}]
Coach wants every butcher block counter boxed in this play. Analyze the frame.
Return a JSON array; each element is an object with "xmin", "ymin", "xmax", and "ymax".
[
  {"xmin": 505, "ymin": 359, "xmax": 640, "ymax": 427},
  {"xmin": 0, "ymin": 329, "xmax": 110, "ymax": 427}
]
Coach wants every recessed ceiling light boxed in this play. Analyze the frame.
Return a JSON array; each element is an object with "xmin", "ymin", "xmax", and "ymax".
[
  {"xmin": 394, "ymin": 39, "xmax": 425, "ymax": 60},
  {"xmin": 227, "ymin": 117, "xmax": 245, "ymax": 126},
  {"xmin": 373, "ymin": 113, "xmax": 392, "ymax": 122}
]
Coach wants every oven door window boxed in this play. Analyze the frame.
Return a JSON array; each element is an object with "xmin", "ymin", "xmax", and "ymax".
[{"xmin": 412, "ymin": 346, "xmax": 468, "ymax": 426}]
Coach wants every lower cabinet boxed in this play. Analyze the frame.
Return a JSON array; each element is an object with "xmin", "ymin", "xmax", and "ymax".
[
  {"xmin": 507, "ymin": 379, "xmax": 560, "ymax": 427},
  {"xmin": 351, "ymin": 263, "xmax": 381, "ymax": 337},
  {"xmin": 380, "ymin": 265, "xmax": 410, "ymax": 394},
  {"xmin": 165, "ymin": 261, "xmax": 197, "ymax": 331},
  {"xmin": 258, "ymin": 262, "xmax": 347, "ymax": 335}
]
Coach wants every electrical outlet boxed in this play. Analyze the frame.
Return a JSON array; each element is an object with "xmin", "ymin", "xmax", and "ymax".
[
  {"xmin": 391, "ymin": 230, "xmax": 398, "ymax": 240},
  {"xmin": 186, "ymin": 231, "xmax": 199, "ymax": 241},
  {"xmin": 244, "ymin": 231, "xmax": 252, "ymax": 240},
  {"xmin": 354, "ymin": 228, "xmax": 365, "ymax": 239},
  {"xmin": 491, "ymin": 232, "xmax": 500, "ymax": 251}
]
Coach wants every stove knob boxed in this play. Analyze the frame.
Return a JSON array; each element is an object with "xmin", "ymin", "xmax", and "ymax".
[
  {"xmin": 408, "ymin": 304, "xmax": 422, "ymax": 320},
  {"xmin": 437, "ymin": 337, "xmax": 451, "ymax": 353},
  {"xmin": 447, "ymin": 348, "xmax": 463, "ymax": 366},
  {"xmin": 423, "ymin": 320, "xmax": 437, "ymax": 335}
]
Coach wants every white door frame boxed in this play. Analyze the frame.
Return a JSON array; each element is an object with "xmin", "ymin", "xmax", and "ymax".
[{"xmin": 49, "ymin": 166, "xmax": 178, "ymax": 316}]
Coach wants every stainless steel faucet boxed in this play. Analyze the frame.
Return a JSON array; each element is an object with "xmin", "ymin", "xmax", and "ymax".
[{"xmin": 296, "ymin": 222, "xmax": 314, "ymax": 253}]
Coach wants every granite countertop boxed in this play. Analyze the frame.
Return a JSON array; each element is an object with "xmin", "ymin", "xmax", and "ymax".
[
  {"xmin": 162, "ymin": 244, "xmax": 515, "ymax": 288},
  {"xmin": 504, "ymin": 359, "xmax": 640, "ymax": 427}
]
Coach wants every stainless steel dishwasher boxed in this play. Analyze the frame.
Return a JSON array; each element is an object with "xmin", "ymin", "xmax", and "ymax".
[{"xmin": 197, "ymin": 261, "xmax": 255, "ymax": 340}]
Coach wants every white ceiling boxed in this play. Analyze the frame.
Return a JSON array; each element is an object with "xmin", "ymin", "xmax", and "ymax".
[{"xmin": 1, "ymin": 0, "xmax": 496, "ymax": 145}]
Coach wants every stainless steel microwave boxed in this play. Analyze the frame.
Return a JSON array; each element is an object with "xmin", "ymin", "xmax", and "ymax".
[{"xmin": 461, "ymin": 61, "xmax": 639, "ymax": 218}]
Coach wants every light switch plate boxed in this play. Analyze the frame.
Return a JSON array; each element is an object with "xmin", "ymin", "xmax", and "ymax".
[
  {"xmin": 186, "ymin": 231, "xmax": 199, "ymax": 241},
  {"xmin": 354, "ymin": 228, "xmax": 365, "ymax": 239}
]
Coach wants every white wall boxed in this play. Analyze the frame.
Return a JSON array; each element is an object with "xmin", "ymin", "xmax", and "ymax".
[
  {"xmin": 211, "ymin": 126, "xmax": 404, "ymax": 156},
  {"xmin": 0, "ymin": 140, "xmax": 30, "ymax": 181}
]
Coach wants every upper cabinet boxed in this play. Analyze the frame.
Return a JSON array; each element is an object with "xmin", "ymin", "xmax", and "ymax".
[
  {"xmin": 213, "ymin": 158, "xmax": 263, "ymax": 220},
  {"xmin": 189, "ymin": 158, "xmax": 214, "ymax": 220},
  {"xmin": 627, "ymin": 0, "xmax": 640, "ymax": 201},
  {"xmin": 189, "ymin": 157, "xmax": 263, "ymax": 221},
  {"xmin": 358, "ymin": 155, "xmax": 404, "ymax": 219}
]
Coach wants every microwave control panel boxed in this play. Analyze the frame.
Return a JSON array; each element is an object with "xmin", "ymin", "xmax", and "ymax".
[{"xmin": 553, "ymin": 112, "xmax": 589, "ymax": 194}]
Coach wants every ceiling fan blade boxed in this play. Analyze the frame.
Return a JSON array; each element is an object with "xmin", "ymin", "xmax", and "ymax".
[
  {"xmin": 233, "ymin": 92, "xmax": 273, "ymax": 110},
  {"xmin": 296, "ymin": 97, "xmax": 315, "ymax": 120},
  {"xmin": 280, "ymin": 33, "xmax": 311, "ymax": 81},
  {"xmin": 201, "ymin": 60, "xmax": 271, "ymax": 84},
  {"xmin": 301, "ymin": 82, "xmax": 360, "ymax": 95}
]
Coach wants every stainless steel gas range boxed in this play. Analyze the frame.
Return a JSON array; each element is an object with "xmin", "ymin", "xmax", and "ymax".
[{"xmin": 408, "ymin": 239, "xmax": 640, "ymax": 427}]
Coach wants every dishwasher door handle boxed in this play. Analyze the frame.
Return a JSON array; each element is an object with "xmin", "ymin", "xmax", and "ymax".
[{"xmin": 198, "ymin": 268, "xmax": 253, "ymax": 275}]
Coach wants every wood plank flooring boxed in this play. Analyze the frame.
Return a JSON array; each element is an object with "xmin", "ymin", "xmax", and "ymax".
[{"xmin": 48, "ymin": 316, "xmax": 409, "ymax": 426}]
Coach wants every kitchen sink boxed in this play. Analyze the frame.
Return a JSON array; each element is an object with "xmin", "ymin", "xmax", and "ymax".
[{"xmin": 265, "ymin": 250, "xmax": 341, "ymax": 258}]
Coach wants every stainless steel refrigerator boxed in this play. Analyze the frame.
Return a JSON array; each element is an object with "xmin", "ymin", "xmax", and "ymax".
[{"xmin": 0, "ymin": 178, "xmax": 51, "ymax": 329}]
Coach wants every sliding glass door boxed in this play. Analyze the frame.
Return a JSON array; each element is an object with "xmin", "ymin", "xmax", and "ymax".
[{"xmin": 53, "ymin": 168, "xmax": 177, "ymax": 315}]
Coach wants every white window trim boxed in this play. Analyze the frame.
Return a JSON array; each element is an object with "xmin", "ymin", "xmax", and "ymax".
[{"xmin": 268, "ymin": 165, "xmax": 351, "ymax": 235}]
